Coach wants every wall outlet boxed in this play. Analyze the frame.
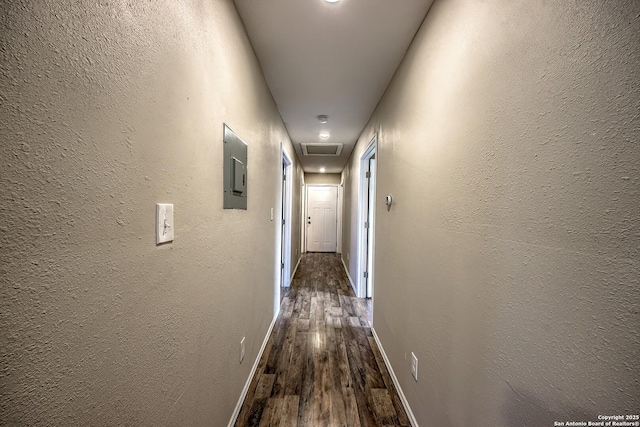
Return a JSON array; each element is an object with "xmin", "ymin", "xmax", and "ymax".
[
  {"xmin": 240, "ymin": 337, "xmax": 246, "ymax": 364},
  {"xmin": 411, "ymin": 352, "xmax": 418, "ymax": 381}
]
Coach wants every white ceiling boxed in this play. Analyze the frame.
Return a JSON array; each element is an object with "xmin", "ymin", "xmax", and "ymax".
[{"xmin": 234, "ymin": 0, "xmax": 434, "ymax": 173}]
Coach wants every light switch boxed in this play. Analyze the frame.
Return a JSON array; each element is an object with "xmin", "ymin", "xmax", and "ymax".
[
  {"xmin": 156, "ymin": 203, "xmax": 174, "ymax": 244},
  {"xmin": 270, "ymin": 207, "xmax": 274, "ymax": 221}
]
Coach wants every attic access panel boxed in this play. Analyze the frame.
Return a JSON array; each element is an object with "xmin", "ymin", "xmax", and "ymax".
[
  {"xmin": 223, "ymin": 124, "xmax": 248, "ymax": 210},
  {"xmin": 301, "ymin": 143, "xmax": 343, "ymax": 156}
]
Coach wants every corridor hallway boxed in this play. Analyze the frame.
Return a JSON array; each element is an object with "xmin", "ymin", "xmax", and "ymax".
[{"xmin": 235, "ymin": 253, "xmax": 410, "ymax": 426}]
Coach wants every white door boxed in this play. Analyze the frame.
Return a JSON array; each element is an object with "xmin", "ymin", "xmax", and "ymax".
[
  {"xmin": 306, "ymin": 186, "xmax": 338, "ymax": 252},
  {"xmin": 280, "ymin": 160, "xmax": 287, "ymax": 292},
  {"xmin": 365, "ymin": 156, "xmax": 376, "ymax": 298}
]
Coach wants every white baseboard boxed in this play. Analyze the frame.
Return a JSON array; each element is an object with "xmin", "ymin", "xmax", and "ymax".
[
  {"xmin": 340, "ymin": 256, "xmax": 357, "ymax": 295},
  {"xmin": 371, "ymin": 327, "xmax": 419, "ymax": 427},
  {"xmin": 228, "ymin": 315, "xmax": 278, "ymax": 427},
  {"xmin": 290, "ymin": 256, "xmax": 302, "ymax": 283}
]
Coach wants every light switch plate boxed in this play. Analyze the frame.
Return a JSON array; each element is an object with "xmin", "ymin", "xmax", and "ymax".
[
  {"xmin": 411, "ymin": 352, "xmax": 418, "ymax": 381},
  {"xmin": 156, "ymin": 203, "xmax": 174, "ymax": 244}
]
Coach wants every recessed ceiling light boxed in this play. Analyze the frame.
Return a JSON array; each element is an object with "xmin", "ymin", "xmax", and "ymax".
[
  {"xmin": 317, "ymin": 115, "xmax": 328, "ymax": 123},
  {"xmin": 320, "ymin": 167, "xmax": 326, "ymax": 173},
  {"xmin": 319, "ymin": 131, "xmax": 330, "ymax": 139},
  {"xmin": 325, "ymin": 0, "xmax": 339, "ymax": 3}
]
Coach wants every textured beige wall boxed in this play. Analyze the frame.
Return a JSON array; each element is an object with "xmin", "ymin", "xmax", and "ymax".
[
  {"xmin": 342, "ymin": 0, "xmax": 640, "ymax": 425},
  {"xmin": 304, "ymin": 172, "xmax": 342, "ymax": 185},
  {"xmin": 0, "ymin": 0, "xmax": 301, "ymax": 425}
]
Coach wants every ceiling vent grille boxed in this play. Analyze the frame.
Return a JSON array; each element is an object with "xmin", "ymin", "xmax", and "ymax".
[{"xmin": 301, "ymin": 143, "xmax": 343, "ymax": 156}]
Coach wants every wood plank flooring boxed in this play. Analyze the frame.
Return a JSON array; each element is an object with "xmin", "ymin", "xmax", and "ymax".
[{"xmin": 235, "ymin": 253, "xmax": 410, "ymax": 427}]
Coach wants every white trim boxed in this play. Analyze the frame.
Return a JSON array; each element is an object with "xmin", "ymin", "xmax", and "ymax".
[
  {"xmin": 336, "ymin": 179, "xmax": 344, "ymax": 254},
  {"xmin": 366, "ymin": 157, "xmax": 377, "ymax": 301},
  {"xmin": 300, "ymin": 179, "xmax": 307, "ymax": 255},
  {"xmin": 228, "ymin": 315, "xmax": 278, "ymax": 427},
  {"xmin": 290, "ymin": 255, "xmax": 302, "ymax": 282},
  {"xmin": 281, "ymin": 148, "xmax": 293, "ymax": 288},
  {"xmin": 341, "ymin": 256, "xmax": 356, "ymax": 294},
  {"xmin": 371, "ymin": 328, "xmax": 419, "ymax": 427},
  {"xmin": 357, "ymin": 134, "xmax": 377, "ymax": 298}
]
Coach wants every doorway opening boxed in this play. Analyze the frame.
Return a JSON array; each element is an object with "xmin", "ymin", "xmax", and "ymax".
[
  {"xmin": 358, "ymin": 135, "xmax": 377, "ymax": 299},
  {"xmin": 305, "ymin": 185, "xmax": 338, "ymax": 253},
  {"xmin": 280, "ymin": 149, "xmax": 293, "ymax": 303}
]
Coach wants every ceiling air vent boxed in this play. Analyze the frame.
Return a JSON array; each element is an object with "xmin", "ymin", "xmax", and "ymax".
[{"xmin": 301, "ymin": 143, "xmax": 343, "ymax": 156}]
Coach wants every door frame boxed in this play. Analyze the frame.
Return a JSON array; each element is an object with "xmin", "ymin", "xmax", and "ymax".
[
  {"xmin": 357, "ymin": 134, "xmax": 377, "ymax": 299},
  {"xmin": 337, "ymin": 179, "xmax": 344, "ymax": 254},
  {"xmin": 302, "ymin": 183, "xmax": 307, "ymax": 253},
  {"xmin": 305, "ymin": 184, "xmax": 339, "ymax": 253},
  {"xmin": 280, "ymin": 148, "xmax": 293, "ymax": 291}
]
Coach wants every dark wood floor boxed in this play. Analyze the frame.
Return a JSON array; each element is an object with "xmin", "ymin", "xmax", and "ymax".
[{"xmin": 235, "ymin": 253, "xmax": 410, "ymax": 427}]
